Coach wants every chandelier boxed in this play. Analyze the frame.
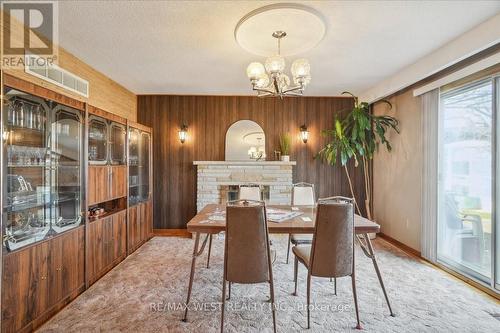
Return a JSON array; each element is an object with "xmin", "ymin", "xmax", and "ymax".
[{"xmin": 246, "ymin": 31, "xmax": 311, "ymax": 98}]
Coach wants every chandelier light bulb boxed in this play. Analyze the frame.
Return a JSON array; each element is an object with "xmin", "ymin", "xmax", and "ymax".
[
  {"xmin": 255, "ymin": 74, "xmax": 269, "ymax": 88},
  {"xmin": 246, "ymin": 62, "xmax": 265, "ymax": 80},
  {"xmin": 291, "ymin": 58, "xmax": 311, "ymax": 78},
  {"xmin": 265, "ymin": 55, "xmax": 286, "ymax": 74}
]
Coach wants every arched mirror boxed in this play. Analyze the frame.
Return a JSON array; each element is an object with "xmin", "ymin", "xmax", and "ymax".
[{"xmin": 225, "ymin": 120, "xmax": 266, "ymax": 161}]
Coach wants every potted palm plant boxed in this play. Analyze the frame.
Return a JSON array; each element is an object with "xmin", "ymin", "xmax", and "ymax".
[
  {"xmin": 279, "ymin": 133, "xmax": 291, "ymax": 162},
  {"xmin": 316, "ymin": 92, "xmax": 399, "ymax": 219}
]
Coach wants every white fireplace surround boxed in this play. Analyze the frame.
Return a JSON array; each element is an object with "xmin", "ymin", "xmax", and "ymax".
[{"xmin": 194, "ymin": 161, "xmax": 296, "ymax": 212}]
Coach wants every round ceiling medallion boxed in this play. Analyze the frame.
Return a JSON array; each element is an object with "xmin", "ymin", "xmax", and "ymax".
[{"xmin": 235, "ymin": 3, "xmax": 326, "ymax": 57}]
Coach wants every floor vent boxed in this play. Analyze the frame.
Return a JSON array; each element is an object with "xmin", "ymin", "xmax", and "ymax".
[{"xmin": 25, "ymin": 54, "xmax": 89, "ymax": 97}]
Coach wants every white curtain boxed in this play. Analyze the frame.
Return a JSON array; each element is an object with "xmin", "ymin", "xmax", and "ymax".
[{"xmin": 421, "ymin": 89, "xmax": 439, "ymax": 262}]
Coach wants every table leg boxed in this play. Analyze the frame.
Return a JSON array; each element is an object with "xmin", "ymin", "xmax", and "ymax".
[
  {"xmin": 357, "ymin": 233, "xmax": 395, "ymax": 317},
  {"xmin": 182, "ymin": 232, "xmax": 210, "ymax": 322}
]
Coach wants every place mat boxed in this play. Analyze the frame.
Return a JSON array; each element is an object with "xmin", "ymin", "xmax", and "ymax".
[
  {"xmin": 266, "ymin": 208, "xmax": 303, "ymax": 223},
  {"xmin": 206, "ymin": 208, "xmax": 303, "ymax": 223}
]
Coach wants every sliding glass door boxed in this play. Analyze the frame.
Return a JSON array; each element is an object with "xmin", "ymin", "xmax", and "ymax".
[{"xmin": 438, "ymin": 78, "xmax": 494, "ymax": 283}]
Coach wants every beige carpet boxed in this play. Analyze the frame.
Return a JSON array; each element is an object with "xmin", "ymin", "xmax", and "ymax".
[{"xmin": 38, "ymin": 236, "xmax": 499, "ymax": 332}]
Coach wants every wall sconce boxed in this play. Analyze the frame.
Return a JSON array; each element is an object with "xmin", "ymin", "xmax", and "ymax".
[
  {"xmin": 179, "ymin": 124, "xmax": 187, "ymax": 143},
  {"xmin": 179, "ymin": 124, "xmax": 188, "ymax": 144},
  {"xmin": 299, "ymin": 124, "xmax": 309, "ymax": 143}
]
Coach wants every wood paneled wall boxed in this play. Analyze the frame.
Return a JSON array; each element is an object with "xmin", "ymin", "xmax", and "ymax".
[
  {"xmin": 1, "ymin": 12, "xmax": 137, "ymax": 120},
  {"xmin": 138, "ymin": 95, "xmax": 366, "ymax": 229}
]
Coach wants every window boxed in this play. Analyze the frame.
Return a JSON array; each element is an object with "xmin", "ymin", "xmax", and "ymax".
[{"xmin": 438, "ymin": 78, "xmax": 494, "ymax": 283}]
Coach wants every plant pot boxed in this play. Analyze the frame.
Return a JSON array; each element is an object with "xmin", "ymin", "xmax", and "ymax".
[{"xmin": 281, "ymin": 155, "xmax": 290, "ymax": 162}]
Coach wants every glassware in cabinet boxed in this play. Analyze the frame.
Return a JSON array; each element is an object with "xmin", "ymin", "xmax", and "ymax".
[
  {"xmin": 88, "ymin": 115, "xmax": 108, "ymax": 164},
  {"xmin": 139, "ymin": 132, "xmax": 151, "ymax": 202},
  {"xmin": 2, "ymin": 87, "xmax": 84, "ymax": 252},
  {"xmin": 128, "ymin": 128, "xmax": 140, "ymax": 206},
  {"xmin": 51, "ymin": 105, "xmax": 84, "ymax": 234},
  {"xmin": 3, "ymin": 88, "xmax": 51, "ymax": 251},
  {"xmin": 110, "ymin": 122, "xmax": 126, "ymax": 165}
]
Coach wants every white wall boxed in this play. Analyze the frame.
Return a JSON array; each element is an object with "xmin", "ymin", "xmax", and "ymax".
[{"xmin": 373, "ymin": 90, "xmax": 423, "ymax": 251}]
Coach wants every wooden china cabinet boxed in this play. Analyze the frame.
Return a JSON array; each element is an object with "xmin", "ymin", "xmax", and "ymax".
[
  {"xmin": 86, "ymin": 106, "xmax": 128, "ymax": 285},
  {"xmin": 1, "ymin": 75, "xmax": 86, "ymax": 333},
  {"xmin": 0, "ymin": 75, "xmax": 153, "ymax": 332},
  {"xmin": 126, "ymin": 122, "xmax": 153, "ymax": 254}
]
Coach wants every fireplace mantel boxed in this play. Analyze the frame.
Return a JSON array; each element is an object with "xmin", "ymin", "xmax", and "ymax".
[
  {"xmin": 193, "ymin": 160, "xmax": 296, "ymax": 166},
  {"xmin": 194, "ymin": 160, "xmax": 295, "ymax": 211}
]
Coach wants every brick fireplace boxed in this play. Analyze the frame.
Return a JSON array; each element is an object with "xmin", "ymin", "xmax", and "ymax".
[{"xmin": 194, "ymin": 161, "xmax": 296, "ymax": 212}]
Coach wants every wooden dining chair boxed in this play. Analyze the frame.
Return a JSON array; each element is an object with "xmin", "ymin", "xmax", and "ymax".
[
  {"xmin": 286, "ymin": 182, "xmax": 315, "ymax": 264},
  {"xmin": 221, "ymin": 200, "xmax": 277, "ymax": 333},
  {"xmin": 292, "ymin": 196, "xmax": 361, "ymax": 330}
]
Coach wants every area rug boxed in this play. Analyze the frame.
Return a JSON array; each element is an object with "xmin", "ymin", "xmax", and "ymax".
[{"xmin": 38, "ymin": 236, "xmax": 500, "ymax": 332}]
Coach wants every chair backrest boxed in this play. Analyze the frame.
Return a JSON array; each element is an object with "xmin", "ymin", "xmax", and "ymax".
[
  {"xmin": 239, "ymin": 185, "xmax": 261, "ymax": 201},
  {"xmin": 309, "ymin": 196, "xmax": 354, "ymax": 278},
  {"xmin": 292, "ymin": 182, "xmax": 315, "ymax": 206},
  {"xmin": 224, "ymin": 200, "xmax": 271, "ymax": 283}
]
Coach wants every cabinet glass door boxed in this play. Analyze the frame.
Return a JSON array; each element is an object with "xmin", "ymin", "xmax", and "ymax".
[
  {"xmin": 128, "ymin": 128, "xmax": 140, "ymax": 206},
  {"xmin": 88, "ymin": 116, "xmax": 108, "ymax": 164},
  {"xmin": 110, "ymin": 122, "xmax": 126, "ymax": 165},
  {"xmin": 51, "ymin": 105, "xmax": 83, "ymax": 234},
  {"xmin": 3, "ymin": 88, "xmax": 51, "ymax": 251},
  {"xmin": 140, "ymin": 132, "xmax": 150, "ymax": 202}
]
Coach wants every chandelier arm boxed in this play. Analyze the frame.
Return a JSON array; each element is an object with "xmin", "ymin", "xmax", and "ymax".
[
  {"xmin": 282, "ymin": 85, "xmax": 304, "ymax": 94},
  {"xmin": 257, "ymin": 92, "xmax": 273, "ymax": 98},
  {"xmin": 252, "ymin": 86, "xmax": 275, "ymax": 94},
  {"xmin": 284, "ymin": 92, "xmax": 303, "ymax": 97}
]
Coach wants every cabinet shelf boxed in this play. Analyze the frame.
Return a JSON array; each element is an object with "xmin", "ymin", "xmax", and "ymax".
[{"xmin": 8, "ymin": 164, "xmax": 45, "ymax": 168}]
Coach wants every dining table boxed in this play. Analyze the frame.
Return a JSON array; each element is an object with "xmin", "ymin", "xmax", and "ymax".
[{"xmin": 182, "ymin": 204, "xmax": 395, "ymax": 322}]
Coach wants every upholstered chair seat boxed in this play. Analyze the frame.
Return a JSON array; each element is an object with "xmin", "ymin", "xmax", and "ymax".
[
  {"xmin": 292, "ymin": 245, "xmax": 311, "ymax": 266},
  {"xmin": 290, "ymin": 234, "xmax": 313, "ymax": 244}
]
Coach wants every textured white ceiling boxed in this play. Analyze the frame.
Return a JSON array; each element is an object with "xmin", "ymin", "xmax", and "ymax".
[{"xmin": 57, "ymin": 1, "xmax": 500, "ymax": 96}]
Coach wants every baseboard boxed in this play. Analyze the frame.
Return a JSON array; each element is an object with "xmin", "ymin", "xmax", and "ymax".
[
  {"xmin": 378, "ymin": 233, "xmax": 500, "ymax": 301},
  {"xmin": 153, "ymin": 228, "xmax": 192, "ymax": 238},
  {"xmin": 433, "ymin": 262, "xmax": 500, "ymax": 301},
  {"xmin": 378, "ymin": 233, "xmax": 421, "ymax": 258}
]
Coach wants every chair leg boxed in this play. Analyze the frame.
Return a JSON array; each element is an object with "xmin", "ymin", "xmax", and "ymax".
[
  {"xmin": 293, "ymin": 256, "xmax": 299, "ymax": 296},
  {"xmin": 207, "ymin": 234, "xmax": 213, "ymax": 269},
  {"xmin": 227, "ymin": 282, "xmax": 231, "ymax": 300},
  {"xmin": 334, "ymin": 277, "xmax": 337, "ymax": 296},
  {"xmin": 286, "ymin": 234, "xmax": 292, "ymax": 264},
  {"xmin": 307, "ymin": 273, "xmax": 311, "ymax": 329},
  {"xmin": 351, "ymin": 275, "xmax": 362, "ymax": 330},
  {"xmin": 269, "ymin": 281, "xmax": 277, "ymax": 333},
  {"xmin": 221, "ymin": 278, "xmax": 226, "ymax": 333}
]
